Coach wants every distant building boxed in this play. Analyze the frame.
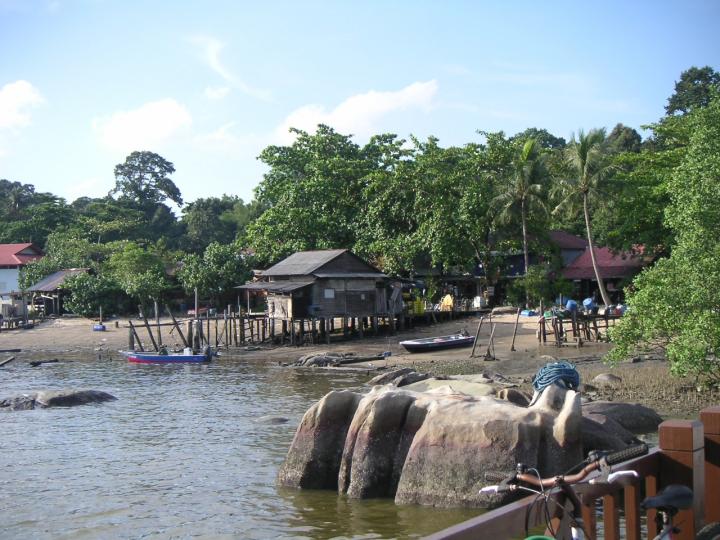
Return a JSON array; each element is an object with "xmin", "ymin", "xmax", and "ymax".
[
  {"xmin": 562, "ymin": 246, "xmax": 649, "ymax": 303},
  {"xmin": 237, "ymin": 249, "xmax": 389, "ymax": 320},
  {"xmin": 0, "ymin": 243, "xmax": 44, "ymax": 295},
  {"xmin": 27, "ymin": 268, "xmax": 89, "ymax": 315}
]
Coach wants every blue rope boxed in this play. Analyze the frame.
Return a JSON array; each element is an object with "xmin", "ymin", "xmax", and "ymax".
[{"xmin": 532, "ymin": 361, "xmax": 580, "ymax": 392}]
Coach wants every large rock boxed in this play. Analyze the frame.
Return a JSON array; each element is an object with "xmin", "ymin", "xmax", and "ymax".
[
  {"xmin": 0, "ymin": 389, "xmax": 116, "ymax": 410},
  {"xmin": 278, "ymin": 382, "xmax": 582, "ymax": 508},
  {"xmin": 583, "ymin": 401, "xmax": 662, "ymax": 433}
]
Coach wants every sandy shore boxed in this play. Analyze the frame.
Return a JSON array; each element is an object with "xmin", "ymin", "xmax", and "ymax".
[{"xmin": 1, "ymin": 312, "xmax": 717, "ymax": 419}]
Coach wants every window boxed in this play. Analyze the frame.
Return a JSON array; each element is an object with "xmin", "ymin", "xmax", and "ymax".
[{"xmin": 324, "ymin": 288, "xmax": 335, "ymax": 299}]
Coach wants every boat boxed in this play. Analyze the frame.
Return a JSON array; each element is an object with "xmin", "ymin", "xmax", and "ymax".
[
  {"xmin": 399, "ymin": 333, "xmax": 475, "ymax": 353},
  {"xmin": 124, "ymin": 347, "xmax": 213, "ymax": 364}
]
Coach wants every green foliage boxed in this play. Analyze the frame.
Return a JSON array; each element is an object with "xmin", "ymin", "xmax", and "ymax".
[
  {"xmin": 181, "ymin": 195, "xmax": 261, "ymax": 253},
  {"xmin": 106, "ymin": 242, "xmax": 171, "ymax": 305},
  {"xmin": 511, "ymin": 127, "xmax": 566, "ymax": 149},
  {"xmin": 110, "ymin": 151, "xmax": 182, "ymax": 207},
  {"xmin": 609, "ymin": 95, "xmax": 720, "ymax": 384},
  {"xmin": 176, "ymin": 241, "xmax": 251, "ymax": 304},
  {"xmin": 666, "ymin": 66, "xmax": 720, "ymax": 115},
  {"xmin": 553, "ymin": 128, "xmax": 616, "ymax": 306},
  {"xmin": 506, "ymin": 265, "xmax": 574, "ymax": 308},
  {"xmin": 19, "ymin": 232, "xmax": 107, "ymax": 290},
  {"xmin": 63, "ymin": 272, "xmax": 123, "ymax": 317},
  {"xmin": 247, "ymin": 125, "xmax": 375, "ymax": 264}
]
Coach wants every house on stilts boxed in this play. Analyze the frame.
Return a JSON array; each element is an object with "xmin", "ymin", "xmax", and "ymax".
[{"xmin": 236, "ymin": 249, "xmax": 396, "ymax": 343}]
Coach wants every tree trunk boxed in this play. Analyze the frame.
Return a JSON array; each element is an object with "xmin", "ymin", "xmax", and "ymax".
[
  {"xmin": 521, "ymin": 199, "xmax": 530, "ymax": 308},
  {"xmin": 583, "ymin": 194, "xmax": 611, "ymax": 307}
]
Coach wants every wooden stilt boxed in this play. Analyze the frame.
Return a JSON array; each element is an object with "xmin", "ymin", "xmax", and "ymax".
[
  {"xmin": 166, "ymin": 306, "xmax": 189, "ymax": 348},
  {"xmin": 510, "ymin": 308, "xmax": 521, "ymax": 352}
]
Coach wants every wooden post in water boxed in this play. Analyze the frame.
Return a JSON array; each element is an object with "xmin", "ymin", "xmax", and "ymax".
[
  {"xmin": 154, "ymin": 300, "xmax": 162, "ymax": 347},
  {"xmin": 128, "ymin": 321, "xmax": 144, "ymax": 352},
  {"xmin": 510, "ymin": 308, "xmax": 521, "ymax": 352},
  {"xmin": 139, "ymin": 306, "xmax": 159, "ymax": 351},
  {"xmin": 166, "ymin": 306, "xmax": 189, "ymax": 348},
  {"xmin": 186, "ymin": 320, "xmax": 193, "ymax": 350},
  {"xmin": 470, "ymin": 316, "xmax": 485, "ymax": 358}
]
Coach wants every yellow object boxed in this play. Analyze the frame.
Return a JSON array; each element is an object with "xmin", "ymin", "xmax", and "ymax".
[{"xmin": 440, "ymin": 294, "xmax": 454, "ymax": 311}]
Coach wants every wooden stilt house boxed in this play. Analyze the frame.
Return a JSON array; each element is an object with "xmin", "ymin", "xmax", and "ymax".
[{"xmin": 237, "ymin": 249, "xmax": 389, "ymax": 321}]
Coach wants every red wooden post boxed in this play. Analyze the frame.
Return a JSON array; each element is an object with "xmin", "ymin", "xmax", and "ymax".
[
  {"xmin": 602, "ymin": 493, "xmax": 620, "ymax": 540},
  {"xmin": 624, "ymin": 481, "xmax": 641, "ymax": 540},
  {"xmin": 700, "ymin": 406, "xmax": 720, "ymax": 524},
  {"xmin": 658, "ymin": 419, "xmax": 705, "ymax": 540}
]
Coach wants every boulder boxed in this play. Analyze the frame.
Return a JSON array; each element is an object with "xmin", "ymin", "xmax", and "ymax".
[
  {"xmin": 278, "ymin": 382, "xmax": 582, "ymax": 508},
  {"xmin": 255, "ymin": 415, "xmax": 290, "ymax": 424},
  {"xmin": 394, "ymin": 372, "xmax": 430, "ymax": 387},
  {"xmin": 1, "ymin": 389, "xmax": 116, "ymax": 410},
  {"xmin": 592, "ymin": 373, "xmax": 622, "ymax": 387},
  {"xmin": 583, "ymin": 401, "xmax": 662, "ymax": 433},
  {"xmin": 367, "ymin": 368, "xmax": 417, "ymax": 386},
  {"xmin": 580, "ymin": 416, "xmax": 633, "ymax": 453},
  {"xmin": 496, "ymin": 388, "xmax": 531, "ymax": 407}
]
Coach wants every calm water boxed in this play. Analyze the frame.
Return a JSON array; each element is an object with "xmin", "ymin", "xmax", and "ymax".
[{"xmin": 0, "ymin": 353, "xmax": 478, "ymax": 539}]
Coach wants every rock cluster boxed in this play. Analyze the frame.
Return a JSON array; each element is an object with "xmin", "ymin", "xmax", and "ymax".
[{"xmin": 0, "ymin": 389, "xmax": 117, "ymax": 410}]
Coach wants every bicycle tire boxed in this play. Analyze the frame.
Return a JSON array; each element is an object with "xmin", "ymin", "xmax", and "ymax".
[{"xmin": 696, "ymin": 522, "xmax": 720, "ymax": 540}]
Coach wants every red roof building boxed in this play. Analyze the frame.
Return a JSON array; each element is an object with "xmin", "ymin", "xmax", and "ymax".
[
  {"xmin": 562, "ymin": 246, "xmax": 647, "ymax": 281},
  {"xmin": 0, "ymin": 243, "xmax": 44, "ymax": 295}
]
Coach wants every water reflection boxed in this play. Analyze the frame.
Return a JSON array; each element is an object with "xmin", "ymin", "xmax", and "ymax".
[{"xmin": 0, "ymin": 353, "xmax": 477, "ymax": 538}]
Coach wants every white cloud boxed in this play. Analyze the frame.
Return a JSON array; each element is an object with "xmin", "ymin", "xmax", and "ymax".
[
  {"xmin": 204, "ymin": 86, "xmax": 230, "ymax": 100},
  {"xmin": 194, "ymin": 122, "xmax": 260, "ymax": 153},
  {"xmin": 274, "ymin": 80, "xmax": 439, "ymax": 144},
  {"xmin": 0, "ymin": 80, "xmax": 44, "ymax": 129},
  {"xmin": 93, "ymin": 98, "xmax": 192, "ymax": 153},
  {"xmin": 191, "ymin": 35, "xmax": 271, "ymax": 102}
]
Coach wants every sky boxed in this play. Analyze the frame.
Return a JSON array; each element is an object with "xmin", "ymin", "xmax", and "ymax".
[{"xmin": 1, "ymin": 0, "xmax": 719, "ymax": 207}]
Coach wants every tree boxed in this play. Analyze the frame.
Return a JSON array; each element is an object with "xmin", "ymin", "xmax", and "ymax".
[
  {"xmin": 176, "ymin": 242, "xmax": 251, "ymax": 306},
  {"xmin": 247, "ymin": 125, "xmax": 375, "ymax": 264},
  {"xmin": 181, "ymin": 195, "xmax": 254, "ymax": 252},
  {"xmin": 106, "ymin": 242, "xmax": 171, "ymax": 309},
  {"xmin": 19, "ymin": 231, "xmax": 107, "ymax": 290},
  {"xmin": 553, "ymin": 129, "xmax": 615, "ymax": 306},
  {"xmin": 606, "ymin": 123, "xmax": 642, "ymax": 153},
  {"xmin": 493, "ymin": 138, "xmax": 549, "ymax": 278},
  {"xmin": 110, "ymin": 151, "xmax": 183, "ymax": 207},
  {"xmin": 63, "ymin": 273, "xmax": 123, "ymax": 318},
  {"xmin": 511, "ymin": 127, "xmax": 566, "ymax": 150},
  {"xmin": 609, "ymin": 96, "xmax": 720, "ymax": 384},
  {"xmin": 666, "ymin": 66, "xmax": 720, "ymax": 115}
]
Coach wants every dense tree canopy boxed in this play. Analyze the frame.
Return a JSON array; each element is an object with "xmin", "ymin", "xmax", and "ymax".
[{"xmin": 609, "ymin": 95, "xmax": 720, "ymax": 384}]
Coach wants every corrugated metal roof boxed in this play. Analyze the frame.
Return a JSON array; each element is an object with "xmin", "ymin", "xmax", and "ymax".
[
  {"xmin": 27, "ymin": 268, "xmax": 88, "ymax": 292},
  {"xmin": 261, "ymin": 249, "xmax": 348, "ymax": 276},
  {"xmin": 562, "ymin": 247, "xmax": 647, "ymax": 280},
  {"xmin": 313, "ymin": 272, "xmax": 388, "ymax": 279},
  {"xmin": 235, "ymin": 280, "xmax": 316, "ymax": 293},
  {"xmin": 549, "ymin": 230, "xmax": 588, "ymax": 250}
]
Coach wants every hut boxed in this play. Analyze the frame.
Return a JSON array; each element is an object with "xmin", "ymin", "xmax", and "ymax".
[
  {"xmin": 237, "ymin": 249, "xmax": 389, "ymax": 340},
  {"xmin": 27, "ymin": 268, "xmax": 89, "ymax": 316}
]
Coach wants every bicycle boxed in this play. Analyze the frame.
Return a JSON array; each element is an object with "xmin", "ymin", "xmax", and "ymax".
[{"xmin": 479, "ymin": 443, "xmax": 693, "ymax": 539}]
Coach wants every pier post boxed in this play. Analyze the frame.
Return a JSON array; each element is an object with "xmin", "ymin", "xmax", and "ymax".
[{"xmin": 658, "ymin": 419, "xmax": 704, "ymax": 539}]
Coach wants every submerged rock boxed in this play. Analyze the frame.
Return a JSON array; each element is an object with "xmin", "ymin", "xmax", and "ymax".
[
  {"xmin": 277, "ymin": 383, "xmax": 582, "ymax": 508},
  {"xmin": 0, "ymin": 389, "xmax": 117, "ymax": 410}
]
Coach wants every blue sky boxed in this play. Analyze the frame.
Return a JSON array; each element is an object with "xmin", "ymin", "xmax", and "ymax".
[{"xmin": 1, "ymin": 0, "xmax": 718, "ymax": 206}]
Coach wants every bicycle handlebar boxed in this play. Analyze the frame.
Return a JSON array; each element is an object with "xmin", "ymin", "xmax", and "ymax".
[{"xmin": 482, "ymin": 444, "xmax": 648, "ymax": 491}]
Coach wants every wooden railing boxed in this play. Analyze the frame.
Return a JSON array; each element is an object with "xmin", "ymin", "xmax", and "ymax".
[{"xmin": 425, "ymin": 406, "xmax": 720, "ymax": 540}]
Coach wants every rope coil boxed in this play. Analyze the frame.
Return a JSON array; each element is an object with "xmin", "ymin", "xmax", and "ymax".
[{"xmin": 532, "ymin": 361, "xmax": 580, "ymax": 393}]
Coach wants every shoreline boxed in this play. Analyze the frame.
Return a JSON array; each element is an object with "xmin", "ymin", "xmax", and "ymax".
[{"xmin": 2, "ymin": 313, "xmax": 717, "ymax": 419}]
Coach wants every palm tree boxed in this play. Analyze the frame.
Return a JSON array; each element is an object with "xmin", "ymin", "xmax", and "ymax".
[
  {"xmin": 554, "ymin": 129, "xmax": 615, "ymax": 306},
  {"xmin": 493, "ymin": 138, "xmax": 548, "ymax": 278}
]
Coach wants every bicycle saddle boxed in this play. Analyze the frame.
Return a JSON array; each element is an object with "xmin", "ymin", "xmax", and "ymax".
[{"xmin": 641, "ymin": 484, "xmax": 693, "ymax": 515}]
